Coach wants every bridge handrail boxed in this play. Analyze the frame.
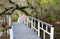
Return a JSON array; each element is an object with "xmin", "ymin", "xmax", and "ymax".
[
  {"xmin": 28, "ymin": 16, "xmax": 52, "ymax": 26},
  {"xmin": 22, "ymin": 16, "xmax": 54, "ymax": 39}
]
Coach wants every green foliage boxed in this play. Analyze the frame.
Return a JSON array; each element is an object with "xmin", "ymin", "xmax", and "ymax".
[
  {"xmin": 45, "ymin": 13, "xmax": 56, "ymax": 22},
  {"xmin": 11, "ymin": 14, "xmax": 18, "ymax": 22},
  {"xmin": 27, "ymin": 0, "xmax": 32, "ymax": 3},
  {"xmin": 50, "ymin": 0, "xmax": 57, "ymax": 7},
  {"xmin": 40, "ymin": 0, "xmax": 50, "ymax": 5},
  {"xmin": 39, "ymin": 0, "xmax": 57, "ymax": 7},
  {"xmin": 0, "ymin": 27, "xmax": 5, "ymax": 32},
  {"xmin": 58, "ymin": 16, "xmax": 60, "ymax": 19}
]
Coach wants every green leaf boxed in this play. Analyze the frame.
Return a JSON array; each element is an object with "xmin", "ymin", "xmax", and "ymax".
[
  {"xmin": 50, "ymin": 0, "xmax": 57, "ymax": 7},
  {"xmin": 27, "ymin": 0, "xmax": 32, "ymax": 3},
  {"xmin": 0, "ymin": 27, "xmax": 5, "ymax": 32},
  {"xmin": 40, "ymin": 0, "xmax": 50, "ymax": 5}
]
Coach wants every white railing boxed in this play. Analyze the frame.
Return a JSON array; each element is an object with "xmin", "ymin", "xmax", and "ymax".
[
  {"xmin": 23, "ymin": 16, "xmax": 54, "ymax": 39},
  {"xmin": 9, "ymin": 26, "xmax": 13, "ymax": 39},
  {"xmin": 6, "ymin": 15, "xmax": 13, "ymax": 39}
]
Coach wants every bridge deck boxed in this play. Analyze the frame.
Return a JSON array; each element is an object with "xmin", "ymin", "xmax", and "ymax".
[{"xmin": 11, "ymin": 22, "xmax": 41, "ymax": 39}]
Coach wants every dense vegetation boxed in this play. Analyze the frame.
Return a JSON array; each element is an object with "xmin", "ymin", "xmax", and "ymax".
[{"xmin": 0, "ymin": 0, "xmax": 60, "ymax": 39}]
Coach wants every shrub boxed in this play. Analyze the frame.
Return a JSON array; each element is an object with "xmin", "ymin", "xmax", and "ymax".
[
  {"xmin": 45, "ymin": 13, "xmax": 56, "ymax": 22},
  {"xmin": 11, "ymin": 14, "xmax": 18, "ymax": 22},
  {"xmin": 0, "ymin": 27, "xmax": 5, "ymax": 32}
]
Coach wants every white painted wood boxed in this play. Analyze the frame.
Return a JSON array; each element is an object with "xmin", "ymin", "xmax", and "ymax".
[
  {"xmin": 32, "ymin": 26, "xmax": 38, "ymax": 31},
  {"xmin": 9, "ymin": 15, "xmax": 11, "ymax": 26},
  {"xmin": 43, "ymin": 32, "xmax": 45, "ymax": 39},
  {"xmin": 17, "ymin": 15, "xmax": 21, "ymax": 22},
  {"xmin": 46, "ymin": 25, "xmax": 48, "ymax": 31},
  {"xmin": 50, "ymin": 27, "xmax": 54, "ymax": 39},
  {"xmin": 39, "ymin": 27, "xmax": 50, "ymax": 35},
  {"xmin": 27, "ymin": 16, "xmax": 54, "ymax": 39},
  {"xmin": 31, "ymin": 18, "xmax": 33, "ymax": 29},
  {"xmin": 18, "ymin": 16, "xmax": 54, "ymax": 39},
  {"xmin": 38, "ymin": 21, "xmax": 40, "ymax": 36},
  {"xmin": 27, "ymin": 17, "xmax": 29, "ymax": 26},
  {"xmin": 34, "ymin": 20, "xmax": 35, "ymax": 28},
  {"xmin": 42, "ymin": 22, "xmax": 43, "ymax": 28},
  {"xmin": 28, "ymin": 16, "xmax": 52, "ymax": 26},
  {"xmin": 10, "ymin": 27, "xmax": 13, "ymax": 39}
]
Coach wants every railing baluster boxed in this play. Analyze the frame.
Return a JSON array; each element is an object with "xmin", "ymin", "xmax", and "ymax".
[
  {"xmin": 27, "ymin": 17, "xmax": 29, "ymax": 26},
  {"xmin": 28, "ymin": 17, "xmax": 30, "ymax": 27},
  {"xmin": 43, "ymin": 32, "xmax": 45, "ymax": 39},
  {"xmin": 46, "ymin": 25, "xmax": 48, "ymax": 31},
  {"xmin": 31, "ymin": 18, "xmax": 33, "ymax": 29},
  {"xmin": 38, "ymin": 21, "xmax": 40, "ymax": 36},
  {"xmin": 42, "ymin": 22, "xmax": 43, "ymax": 28},
  {"xmin": 34, "ymin": 20, "xmax": 35, "ymax": 29},
  {"xmin": 33, "ymin": 19, "xmax": 35, "ymax": 32}
]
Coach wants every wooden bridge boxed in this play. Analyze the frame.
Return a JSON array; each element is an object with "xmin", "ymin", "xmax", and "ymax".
[{"xmin": 9, "ymin": 15, "xmax": 54, "ymax": 39}]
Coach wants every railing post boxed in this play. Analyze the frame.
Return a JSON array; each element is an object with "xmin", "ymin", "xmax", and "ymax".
[
  {"xmin": 10, "ymin": 26, "xmax": 13, "ymax": 39},
  {"xmin": 50, "ymin": 27, "xmax": 54, "ymax": 39},
  {"xmin": 38, "ymin": 21, "xmax": 40, "ymax": 36},
  {"xmin": 9, "ymin": 15, "xmax": 11, "ymax": 26},
  {"xmin": 46, "ymin": 25, "xmax": 48, "ymax": 31}
]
